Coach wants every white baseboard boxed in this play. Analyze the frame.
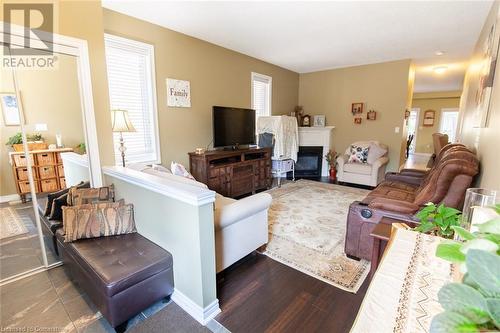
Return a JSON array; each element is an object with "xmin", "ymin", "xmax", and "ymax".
[
  {"xmin": 0, "ymin": 194, "xmax": 21, "ymax": 203},
  {"xmin": 171, "ymin": 289, "xmax": 221, "ymax": 325}
]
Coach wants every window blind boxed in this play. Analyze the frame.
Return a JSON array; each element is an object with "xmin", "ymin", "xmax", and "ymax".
[
  {"xmin": 104, "ymin": 34, "xmax": 160, "ymax": 165},
  {"xmin": 252, "ymin": 73, "xmax": 272, "ymax": 117}
]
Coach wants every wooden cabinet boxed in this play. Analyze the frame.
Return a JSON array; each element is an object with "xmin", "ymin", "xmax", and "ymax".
[
  {"xmin": 189, "ymin": 148, "xmax": 272, "ymax": 198},
  {"xmin": 9, "ymin": 148, "xmax": 73, "ymax": 202}
]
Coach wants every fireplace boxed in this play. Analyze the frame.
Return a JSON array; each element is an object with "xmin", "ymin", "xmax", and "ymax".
[{"xmin": 289, "ymin": 146, "xmax": 323, "ymax": 178}]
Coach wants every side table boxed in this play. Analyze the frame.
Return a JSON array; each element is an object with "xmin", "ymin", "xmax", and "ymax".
[{"xmin": 369, "ymin": 217, "xmax": 410, "ymax": 278}]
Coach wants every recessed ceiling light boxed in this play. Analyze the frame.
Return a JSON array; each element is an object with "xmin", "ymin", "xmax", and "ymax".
[
  {"xmin": 433, "ymin": 65, "xmax": 448, "ymax": 74},
  {"xmin": 435, "ymin": 51, "xmax": 445, "ymax": 56}
]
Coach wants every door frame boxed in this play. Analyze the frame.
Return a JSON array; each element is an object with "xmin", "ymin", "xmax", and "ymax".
[{"xmin": 409, "ymin": 108, "xmax": 420, "ymax": 153}]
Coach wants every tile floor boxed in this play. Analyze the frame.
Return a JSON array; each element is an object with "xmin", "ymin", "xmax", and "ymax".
[
  {"xmin": 0, "ymin": 266, "xmax": 170, "ymax": 332},
  {"xmin": 0, "ymin": 202, "xmax": 58, "ymax": 280}
]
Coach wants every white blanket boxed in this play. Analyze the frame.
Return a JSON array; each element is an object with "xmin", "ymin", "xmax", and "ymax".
[{"xmin": 257, "ymin": 116, "xmax": 299, "ymax": 161}]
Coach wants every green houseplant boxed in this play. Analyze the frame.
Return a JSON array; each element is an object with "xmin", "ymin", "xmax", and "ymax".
[
  {"xmin": 414, "ymin": 203, "xmax": 462, "ymax": 239},
  {"xmin": 6, "ymin": 132, "xmax": 23, "ymax": 146},
  {"xmin": 430, "ymin": 204, "xmax": 500, "ymax": 333}
]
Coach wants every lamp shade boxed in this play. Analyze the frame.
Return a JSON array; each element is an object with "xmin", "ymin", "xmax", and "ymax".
[{"xmin": 111, "ymin": 109, "xmax": 136, "ymax": 132}]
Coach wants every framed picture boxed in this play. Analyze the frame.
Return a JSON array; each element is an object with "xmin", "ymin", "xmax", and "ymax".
[
  {"xmin": 473, "ymin": 22, "xmax": 500, "ymax": 128},
  {"xmin": 351, "ymin": 102, "xmax": 364, "ymax": 115},
  {"xmin": 354, "ymin": 117, "xmax": 362, "ymax": 124},
  {"xmin": 166, "ymin": 78, "xmax": 191, "ymax": 107},
  {"xmin": 367, "ymin": 110, "xmax": 377, "ymax": 120},
  {"xmin": 423, "ymin": 109, "xmax": 435, "ymax": 127},
  {"xmin": 313, "ymin": 115, "xmax": 326, "ymax": 127},
  {"xmin": 301, "ymin": 114, "xmax": 311, "ymax": 127},
  {"xmin": 1, "ymin": 92, "xmax": 22, "ymax": 126}
]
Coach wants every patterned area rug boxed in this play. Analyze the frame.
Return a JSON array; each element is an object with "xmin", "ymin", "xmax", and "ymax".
[
  {"xmin": 0, "ymin": 207, "xmax": 28, "ymax": 240},
  {"xmin": 264, "ymin": 180, "xmax": 370, "ymax": 293}
]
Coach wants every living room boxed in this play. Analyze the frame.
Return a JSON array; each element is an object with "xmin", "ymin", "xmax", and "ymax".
[{"xmin": 1, "ymin": 1, "xmax": 499, "ymax": 333}]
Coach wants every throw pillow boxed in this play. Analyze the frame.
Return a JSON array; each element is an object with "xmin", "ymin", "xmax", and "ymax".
[
  {"xmin": 152, "ymin": 164, "xmax": 172, "ymax": 174},
  {"xmin": 48, "ymin": 193, "xmax": 69, "ymax": 221},
  {"xmin": 171, "ymin": 162, "xmax": 195, "ymax": 180},
  {"xmin": 348, "ymin": 145, "xmax": 369, "ymax": 164},
  {"xmin": 66, "ymin": 181, "xmax": 91, "ymax": 206},
  {"xmin": 69, "ymin": 184, "xmax": 115, "ymax": 206},
  {"xmin": 367, "ymin": 143, "xmax": 387, "ymax": 164},
  {"xmin": 63, "ymin": 200, "xmax": 135, "ymax": 242},
  {"xmin": 44, "ymin": 187, "xmax": 71, "ymax": 216}
]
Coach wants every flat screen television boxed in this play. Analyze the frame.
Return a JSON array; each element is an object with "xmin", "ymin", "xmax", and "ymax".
[{"xmin": 213, "ymin": 106, "xmax": 256, "ymax": 148}]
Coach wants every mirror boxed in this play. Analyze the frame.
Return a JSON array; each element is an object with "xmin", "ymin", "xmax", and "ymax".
[
  {"xmin": 1, "ymin": 46, "xmax": 46, "ymax": 280},
  {"xmin": 1, "ymin": 27, "xmax": 102, "ymax": 282}
]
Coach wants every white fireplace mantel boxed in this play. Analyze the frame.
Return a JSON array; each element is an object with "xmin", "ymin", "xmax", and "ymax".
[{"xmin": 298, "ymin": 126, "xmax": 335, "ymax": 177}]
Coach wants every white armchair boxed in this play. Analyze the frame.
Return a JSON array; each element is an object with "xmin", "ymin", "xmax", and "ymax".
[
  {"xmin": 336, "ymin": 141, "xmax": 389, "ymax": 187},
  {"xmin": 214, "ymin": 193, "xmax": 272, "ymax": 272}
]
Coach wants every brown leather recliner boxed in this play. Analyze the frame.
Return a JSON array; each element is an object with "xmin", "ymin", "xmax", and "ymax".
[{"xmin": 345, "ymin": 146, "xmax": 479, "ymax": 260}]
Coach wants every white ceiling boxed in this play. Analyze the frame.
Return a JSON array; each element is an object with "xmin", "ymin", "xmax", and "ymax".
[{"xmin": 102, "ymin": 1, "xmax": 493, "ymax": 93}]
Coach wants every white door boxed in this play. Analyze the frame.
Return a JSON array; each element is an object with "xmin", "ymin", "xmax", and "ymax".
[
  {"xmin": 439, "ymin": 108, "xmax": 459, "ymax": 143},
  {"xmin": 407, "ymin": 108, "xmax": 419, "ymax": 153}
]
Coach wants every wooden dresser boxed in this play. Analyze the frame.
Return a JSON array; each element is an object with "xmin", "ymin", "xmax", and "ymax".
[
  {"xmin": 9, "ymin": 148, "xmax": 73, "ymax": 202},
  {"xmin": 189, "ymin": 148, "xmax": 272, "ymax": 198}
]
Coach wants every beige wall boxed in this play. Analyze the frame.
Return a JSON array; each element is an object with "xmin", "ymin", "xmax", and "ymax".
[
  {"xmin": 411, "ymin": 91, "xmax": 461, "ymax": 154},
  {"xmin": 299, "ymin": 60, "xmax": 412, "ymax": 172},
  {"xmin": 458, "ymin": 2, "xmax": 500, "ymax": 190},
  {"xmin": 0, "ymin": 55, "xmax": 85, "ymax": 196},
  {"xmin": 103, "ymin": 9, "xmax": 299, "ymax": 167}
]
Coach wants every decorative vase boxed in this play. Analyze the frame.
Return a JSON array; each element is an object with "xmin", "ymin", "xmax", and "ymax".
[{"xmin": 329, "ymin": 168, "xmax": 336, "ymax": 181}]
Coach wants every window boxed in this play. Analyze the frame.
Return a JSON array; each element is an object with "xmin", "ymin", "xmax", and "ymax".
[
  {"xmin": 104, "ymin": 34, "xmax": 160, "ymax": 165},
  {"xmin": 439, "ymin": 108, "xmax": 459, "ymax": 143},
  {"xmin": 251, "ymin": 72, "xmax": 272, "ymax": 117}
]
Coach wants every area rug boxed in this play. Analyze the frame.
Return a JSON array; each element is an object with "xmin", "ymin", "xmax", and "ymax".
[
  {"xmin": 264, "ymin": 180, "xmax": 370, "ymax": 293},
  {"xmin": 0, "ymin": 207, "xmax": 28, "ymax": 240}
]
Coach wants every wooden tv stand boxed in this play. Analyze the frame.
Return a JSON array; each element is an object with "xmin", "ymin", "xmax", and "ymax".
[{"xmin": 188, "ymin": 147, "xmax": 272, "ymax": 198}]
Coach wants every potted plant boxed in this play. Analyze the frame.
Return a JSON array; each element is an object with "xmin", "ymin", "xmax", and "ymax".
[
  {"xmin": 75, "ymin": 142, "xmax": 86, "ymax": 155},
  {"xmin": 6, "ymin": 132, "xmax": 46, "ymax": 151},
  {"xmin": 325, "ymin": 150, "xmax": 339, "ymax": 181},
  {"xmin": 414, "ymin": 202, "xmax": 462, "ymax": 239},
  {"xmin": 430, "ymin": 204, "xmax": 500, "ymax": 333}
]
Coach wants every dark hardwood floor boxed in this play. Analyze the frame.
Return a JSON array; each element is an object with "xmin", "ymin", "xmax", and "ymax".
[{"xmin": 215, "ymin": 253, "xmax": 369, "ymax": 333}]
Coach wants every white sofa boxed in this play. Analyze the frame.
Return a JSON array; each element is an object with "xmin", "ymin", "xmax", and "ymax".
[
  {"xmin": 128, "ymin": 164, "xmax": 272, "ymax": 273},
  {"xmin": 336, "ymin": 141, "xmax": 389, "ymax": 187}
]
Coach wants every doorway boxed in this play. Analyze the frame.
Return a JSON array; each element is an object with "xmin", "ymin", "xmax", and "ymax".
[
  {"xmin": 439, "ymin": 108, "xmax": 459, "ymax": 143},
  {"xmin": 407, "ymin": 108, "xmax": 420, "ymax": 154}
]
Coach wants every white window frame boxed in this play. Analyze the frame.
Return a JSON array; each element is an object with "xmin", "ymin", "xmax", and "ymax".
[
  {"xmin": 104, "ymin": 33, "xmax": 161, "ymax": 165},
  {"xmin": 251, "ymin": 72, "xmax": 272, "ymax": 117}
]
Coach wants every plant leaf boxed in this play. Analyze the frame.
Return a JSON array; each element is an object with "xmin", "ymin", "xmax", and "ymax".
[
  {"xmin": 486, "ymin": 298, "xmax": 500, "ymax": 329},
  {"xmin": 436, "ymin": 242, "xmax": 466, "ymax": 262},
  {"xmin": 477, "ymin": 217, "xmax": 500, "ymax": 234},
  {"xmin": 466, "ymin": 250, "xmax": 500, "ymax": 298},
  {"xmin": 452, "ymin": 226, "xmax": 476, "ymax": 240},
  {"xmin": 438, "ymin": 283, "xmax": 490, "ymax": 324},
  {"xmin": 430, "ymin": 311, "xmax": 479, "ymax": 333},
  {"xmin": 460, "ymin": 239, "xmax": 499, "ymax": 255},
  {"xmin": 482, "ymin": 233, "xmax": 500, "ymax": 245}
]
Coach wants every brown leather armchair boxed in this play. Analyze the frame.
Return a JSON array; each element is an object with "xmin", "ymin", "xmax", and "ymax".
[{"xmin": 345, "ymin": 146, "xmax": 479, "ymax": 260}]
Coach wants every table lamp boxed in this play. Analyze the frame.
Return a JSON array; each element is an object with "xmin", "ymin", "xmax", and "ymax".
[{"xmin": 111, "ymin": 109, "xmax": 136, "ymax": 167}]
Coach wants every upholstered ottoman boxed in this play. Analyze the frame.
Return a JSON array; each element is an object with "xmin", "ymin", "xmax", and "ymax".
[{"xmin": 56, "ymin": 230, "xmax": 174, "ymax": 330}]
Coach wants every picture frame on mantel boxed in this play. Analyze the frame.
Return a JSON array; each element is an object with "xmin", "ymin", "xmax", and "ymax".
[{"xmin": 313, "ymin": 115, "xmax": 326, "ymax": 127}]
